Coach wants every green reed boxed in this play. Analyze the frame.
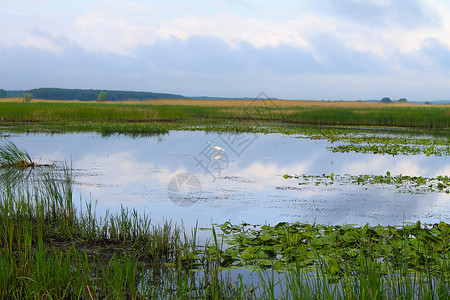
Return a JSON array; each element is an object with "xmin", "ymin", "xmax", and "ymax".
[
  {"xmin": 0, "ymin": 101, "xmax": 448, "ymax": 129},
  {"xmin": 0, "ymin": 140, "xmax": 35, "ymax": 168}
]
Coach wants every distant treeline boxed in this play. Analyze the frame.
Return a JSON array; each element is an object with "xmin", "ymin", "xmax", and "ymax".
[{"xmin": 4, "ymin": 88, "xmax": 185, "ymax": 101}]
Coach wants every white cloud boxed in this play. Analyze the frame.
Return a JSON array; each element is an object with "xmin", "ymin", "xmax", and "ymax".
[
  {"xmin": 228, "ymin": 161, "xmax": 311, "ymax": 190},
  {"xmin": 434, "ymin": 165, "xmax": 450, "ymax": 177},
  {"xmin": 3, "ymin": 0, "xmax": 450, "ymax": 59},
  {"xmin": 345, "ymin": 156, "xmax": 430, "ymax": 176},
  {"xmin": 158, "ymin": 13, "xmax": 312, "ymax": 49}
]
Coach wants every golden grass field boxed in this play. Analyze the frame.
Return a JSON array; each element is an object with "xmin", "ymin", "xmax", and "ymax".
[{"xmin": 2, "ymin": 97, "xmax": 448, "ymax": 108}]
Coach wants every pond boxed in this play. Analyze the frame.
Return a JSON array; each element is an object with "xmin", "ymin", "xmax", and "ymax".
[{"xmin": 3, "ymin": 130, "xmax": 449, "ymax": 229}]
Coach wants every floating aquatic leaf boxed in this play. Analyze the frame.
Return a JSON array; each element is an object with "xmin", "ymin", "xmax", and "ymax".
[
  {"xmin": 283, "ymin": 172, "xmax": 450, "ymax": 194},
  {"xmin": 219, "ymin": 220, "xmax": 450, "ymax": 275}
]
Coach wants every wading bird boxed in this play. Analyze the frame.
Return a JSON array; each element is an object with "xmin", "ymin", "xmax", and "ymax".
[{"xmin": 208, "ymin": 142, "xmax": 225, "ymax": 152}]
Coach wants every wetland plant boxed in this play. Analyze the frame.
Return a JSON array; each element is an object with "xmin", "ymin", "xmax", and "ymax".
[
  {"xmin": 0, "ymin": 100, "xmax": 449, "ymax": 128},
  {"xmin": 0, "ymin": 140, "xmax": 35, "ymax": 168},
  {"xmin": 329, "ymin": 143, "xmax": 450, "ymax": 156},
  {"xmin": 283, "ymin": 172, "xmax": 450, "ymax": 194},
  {"xmin": 98, "ymin": 123, "xmax": 169, "ymax": 137},
  {"xmin": 220, "ymin": 221, "xmax": 450, "ymax": 299}
]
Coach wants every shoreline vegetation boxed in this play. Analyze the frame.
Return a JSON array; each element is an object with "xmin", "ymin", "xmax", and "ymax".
[
  {"xmin": 0, "ymin": 98, "xmax": 448, "ymax": 129},
  {"xmin": 1, "ymin": 98, "xmax": 448, "ymax": 157}
]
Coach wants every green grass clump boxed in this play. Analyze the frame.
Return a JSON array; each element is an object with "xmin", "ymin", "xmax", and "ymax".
[
  {"xmin": 285, "ymin": 106, "xmax": 450, "ymax": 128},
  {"xmin": 98, "ymin": 123, "xmax": 170, "ymax": 137},
  {"xmin": 0, "ymin": 140, "xmax": 35, "ymax": 167}
]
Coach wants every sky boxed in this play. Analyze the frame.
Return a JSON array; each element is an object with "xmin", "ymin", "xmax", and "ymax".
[{"xmin": 1, "ymin": 0, "xmax": 450, "ymax": 101}]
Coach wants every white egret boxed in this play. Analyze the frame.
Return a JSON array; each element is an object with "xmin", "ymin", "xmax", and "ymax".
[{"xmin": 208, "ymin": 142, "xmax": 225, "ymax": 152}]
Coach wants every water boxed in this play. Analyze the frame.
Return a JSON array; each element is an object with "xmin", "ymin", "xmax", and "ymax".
[{"xmin": 3, "ymin": 130, "xmax": 449, "ymax": 228}]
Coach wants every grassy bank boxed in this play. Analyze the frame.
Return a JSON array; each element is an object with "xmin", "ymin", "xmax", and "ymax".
[{"xmin": 0, "ymin": 99, "xmax": 448, "ymax": 129}]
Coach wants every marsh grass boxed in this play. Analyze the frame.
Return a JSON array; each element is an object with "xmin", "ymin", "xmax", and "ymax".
[
  {"xmin": 0, "ymin": 140, "xmax": 35, "ymax": 167},
  {"xmin": 261, "ymin": 257, "xmax": 450, "ymax": 299},
  {"xmin": 0, "ymin": 100, "xmax": 448, "ymax": 129},
  {"xmin": 0, "ymin": 140, "xmax": 55, "ymax": 170}
]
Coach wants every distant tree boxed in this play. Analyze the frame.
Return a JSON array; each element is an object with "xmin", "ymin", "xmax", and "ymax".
[
  {"xmin": 0, "ymin": 89, "xmax": 7, "ymax": 98},
  {"xmin": 23, "ymin": 92, "xmax": 33, "ymax": 102},
  {"xmin": 25, "ymin": 88, "xmax": 185, "ymax": 101},
  {"xmin": 425, "ymin": 101, "xmax": 432, "ymax": 105},
  {"xmin": 380, "ymin": 97, "xmax": 392, "ymax": 103},
  {"xmin": 98, "ymin": 92, "xmax": 107, "ymax": 102},
  {"xmin": 397, "ymin": 98, "xmax": 407, "ymax": 103}
]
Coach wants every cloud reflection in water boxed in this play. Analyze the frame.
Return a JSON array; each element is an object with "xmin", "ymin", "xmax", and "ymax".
[{"xmin": 6, "ymin": 131, "xmax": 450, "ymax": 228}]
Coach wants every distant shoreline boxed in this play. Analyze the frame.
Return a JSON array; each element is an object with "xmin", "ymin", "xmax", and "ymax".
[
  {"xmin": 1, "ymin": 97, "xmax": 449, "ymax": 108},
  {"xmin": 2, "ymin": 88, "xmax": 449, "ymax": 104}
]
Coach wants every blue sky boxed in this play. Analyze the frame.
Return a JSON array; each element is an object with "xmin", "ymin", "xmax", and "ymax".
[{"xmin": 1, "ymin": 0, "xmax": 450, "ymax": 101}]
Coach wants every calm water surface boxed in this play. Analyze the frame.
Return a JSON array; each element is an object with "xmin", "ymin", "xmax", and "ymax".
[{"xmin": 4, "ymin": 130, "xmax": 450, "ymax": 228}]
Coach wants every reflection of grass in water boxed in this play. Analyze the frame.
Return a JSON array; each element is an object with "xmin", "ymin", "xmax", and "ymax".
[{"xmin": 3, "ymin": 121, "xmax": 448, "ymax": 158}]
